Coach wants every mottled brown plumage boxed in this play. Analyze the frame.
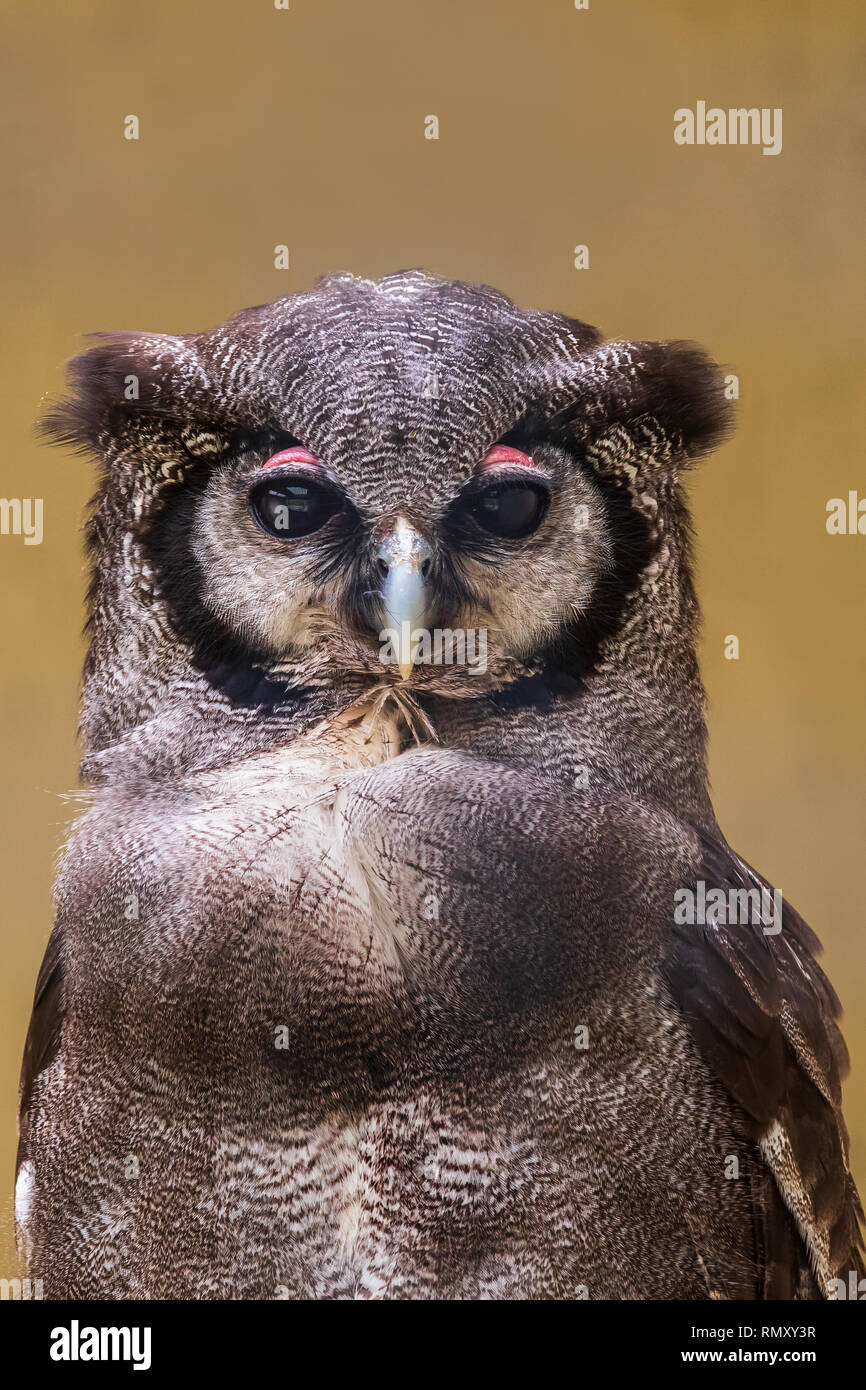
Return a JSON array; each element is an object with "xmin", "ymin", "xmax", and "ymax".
[{"xmin": 17, "ymin": 272, "xmax": 862, "ymax": 1298}]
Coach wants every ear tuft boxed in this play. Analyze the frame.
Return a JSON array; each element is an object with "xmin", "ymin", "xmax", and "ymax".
[
  {"xmin": 538, "ymin": 336, "xmax": 735, "ymax": 462},
  {"xmin": 629, "ymin": 340, "xmax": 734, "ymax": 460},
  {"xmin": 38, "ymin": 332, "xmax": 205, "ymax": 455}
]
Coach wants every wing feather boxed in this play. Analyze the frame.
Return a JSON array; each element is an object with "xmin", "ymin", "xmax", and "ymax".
[
  {"xmin": 17, "ymin": 922, "xmax": 65, "ymax": 1173},
  {"xmin": 665, "ymin": 828, "xmax": 863, "ymax": 1296}
]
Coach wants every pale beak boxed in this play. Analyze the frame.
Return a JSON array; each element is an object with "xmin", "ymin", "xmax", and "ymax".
[{"xmin": 376, "ymin": 518, "xmax": 433, "ymax": 681}]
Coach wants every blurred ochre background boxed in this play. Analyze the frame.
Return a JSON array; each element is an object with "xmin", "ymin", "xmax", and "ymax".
[{"xmin": 1, "ymin": 0, "xmax": 864, "ymax": 1278}]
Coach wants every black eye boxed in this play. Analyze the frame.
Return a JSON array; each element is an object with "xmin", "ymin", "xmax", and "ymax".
[
  {"xmin": 465, "ymin": 481, "xmax": 549, "ymax": 539},
  {"xmin": 249, "ymin": 476, "xmax": 342, "ymax": 539}
]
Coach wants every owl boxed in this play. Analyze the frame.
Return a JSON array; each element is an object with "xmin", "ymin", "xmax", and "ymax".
[{"xmin": 17, "ymin": 271, "xmax": 862, "ymax": 1299}]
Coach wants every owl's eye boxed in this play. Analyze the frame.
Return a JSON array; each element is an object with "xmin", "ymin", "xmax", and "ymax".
[
  {"xmin": 249, "ymin": 477, "xmax": 342, "ymax": 539},
  {"xmin": 465, "ymin": 481, "xmax": 549, "ymax": 540}
]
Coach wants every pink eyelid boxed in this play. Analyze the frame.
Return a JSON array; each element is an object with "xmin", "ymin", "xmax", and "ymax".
[
  {"xmin": 262, "ymin": 444, "xmax": 535, "ymax": 473},
  {"xmin": 261, "ymin": 447, "xmax": 322, "ymax": 470},
  {"xmin": 479, "ymin": 445, "xmax": 536, "ymax": 470}
]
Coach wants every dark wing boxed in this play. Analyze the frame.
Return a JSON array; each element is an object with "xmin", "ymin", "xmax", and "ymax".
[
  {"xmin": 665, "ymin": 828, "xmax": 864, "ymax": 1298},
  {"xmin": 17, "ymin": 922, "xmax": 65, "ymax": 1175}
]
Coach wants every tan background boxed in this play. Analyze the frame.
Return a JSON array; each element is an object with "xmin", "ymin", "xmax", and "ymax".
[{"xmin": 1, "ymin": 0, "xmax": 863, "ymax": 1279}]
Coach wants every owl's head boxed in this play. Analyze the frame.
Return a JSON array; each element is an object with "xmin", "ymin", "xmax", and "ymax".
[{"xmin": 43, "ymin": 272, "xmax": 731, "ymax": 749}]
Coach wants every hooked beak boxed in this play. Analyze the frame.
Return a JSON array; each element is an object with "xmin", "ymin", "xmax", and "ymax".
[{"xmin": 376, "ymin": 519, "xmax": 432, "ymax": 681}]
